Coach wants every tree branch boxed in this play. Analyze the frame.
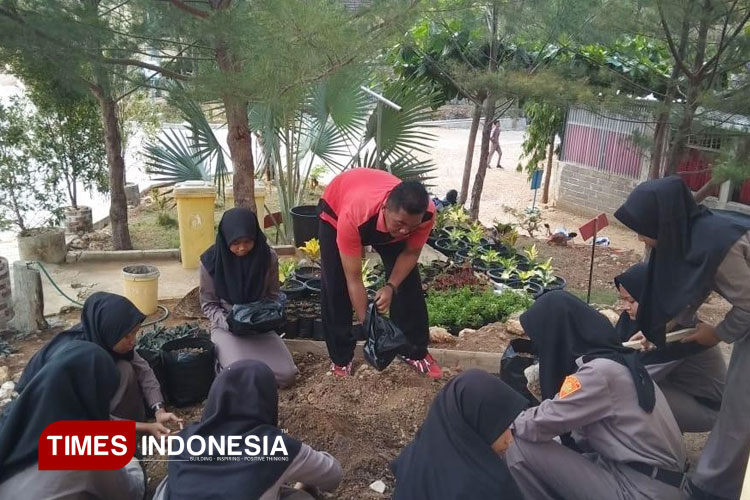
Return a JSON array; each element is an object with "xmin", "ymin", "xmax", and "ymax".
[
  {"xmin": 656, "ymin": 0, "xmax": 694, "ymax": 79},
  {"xmin": 699, "ymin": 6, "xmax": 750, "ymax": 79},
  {"xmin": 167, "ymin": 0, "xmax": 210, "ymax": 19},
  {"xmin": 98, "ymin": 56, "xmax": 190, "ymax": 81}
]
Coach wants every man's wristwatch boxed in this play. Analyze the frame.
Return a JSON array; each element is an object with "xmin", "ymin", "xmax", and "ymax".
[
  {"xmin": 151, "ymin": 402, "xmax": 165, "ymax": 413},
  {"xmin": 384, "ymin": 282, "xmax": 397, "ymax": 294}
]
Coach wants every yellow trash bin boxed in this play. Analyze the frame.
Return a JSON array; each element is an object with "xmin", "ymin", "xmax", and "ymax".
[
  {"xmin": 122, "ymin": 265, "xmax": 160, "ymax": 315},
  {"xmin": 174, "ymin": 181, "xmax": 216, "ymax": 269},
  {"xmin": 224, "ymin": 182, "xmax": 266, "ymax": 222}
]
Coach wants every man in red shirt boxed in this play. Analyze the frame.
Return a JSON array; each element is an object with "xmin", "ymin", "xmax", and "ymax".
[{"xmin": 317, "ymin": 168, "xmax": 442, "ymax": 378}]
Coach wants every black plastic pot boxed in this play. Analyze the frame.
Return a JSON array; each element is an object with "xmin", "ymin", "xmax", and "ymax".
[
  {"xmin": 507, "ymin": 280, "xmax": 544, "ymax": 299},
  {"xmin": 453, "ymin": 248, "xmax": 470, "ymax": 264},
  {"xmin": 543, "ymin": 276, "xmax": 567, "ymax": 294},
  {"xmin": 313, "ymin": 318, "xmax": 325, "ymax": 341},
  {"xmin": 295, "ymin": 266, "xmax": 322, "ymax": 282},
  {"xmin": 482, "ymin": 243, "xmax": 512, "ymax": 256},
  {"xmin": 280, "ymin": 279, "xmax": 307, "ymax": 300},
  {"xmin": 305, "ymin": 278, "xmax": 322, "ymax": 294},
  {"xmin": 488, "ymin": 267, "xmax": 518, "ymax": 284},
  {"xmin": 161, "ymin": 337, "xmax": 216, "ymax": 407},
  {"xmin": 283, "ymin": 316, "xmax": 300, "ymax": 339},
  {"xmin": 298, "ymin": 316, "xmax": 314, "ymax": 338},
  {"xmin": 435, "ymin": 238, "xmax": 468, "ymax": 257},
  {"xmin": 290, "ymin": 205, "xmax": 319, "ymax": 247}
]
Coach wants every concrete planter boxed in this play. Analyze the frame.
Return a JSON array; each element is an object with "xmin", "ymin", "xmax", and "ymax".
[
  {"xmin": 0, "ymin": 257, "xmax": 13, "ymax": 329},
  {"xmin": 125, "ymin": 182, "xmax": 140, "ymax": 206},
  {"xmin": 17, "ymin": 227, "xmax": 67, "ymax": 264},
  {"xmin": 64, "ymin": 206, "xmax": 93, "ymax": 234}
]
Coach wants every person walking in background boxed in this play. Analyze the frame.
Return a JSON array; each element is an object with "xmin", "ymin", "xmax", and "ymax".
[{"xmin": 488, "ymin": 119, "xmax": 503, "ymax": 169}]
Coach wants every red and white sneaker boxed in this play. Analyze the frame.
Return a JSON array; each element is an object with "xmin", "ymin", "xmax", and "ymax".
[
  {"xmin": 330, "ymin": 362, "xmax": 353, "ymax": 377},
  {"xmin": 400, "ymin": 353, "xmax": 443, "ymax": 379}
]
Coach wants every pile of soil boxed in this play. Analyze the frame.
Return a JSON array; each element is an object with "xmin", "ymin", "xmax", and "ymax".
[
  {"xmin": 66, "ymin": 229, "xmax": 113, "ymax": 251},
  {"xmin": 144, "ymin": 353, "xmax": 452, "ymax": 499},
  {"xmin": 447, "ymin": 322, "xmax": 521, "ymax": 353}
]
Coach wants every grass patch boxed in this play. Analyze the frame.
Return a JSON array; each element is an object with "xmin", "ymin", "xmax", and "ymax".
[{"xmin": 569, "ymin": 287, "xmax": 618, "ymax": 306}]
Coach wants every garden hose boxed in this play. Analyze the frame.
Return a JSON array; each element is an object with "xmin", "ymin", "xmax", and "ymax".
[{"xmin": 32, "ymin": 261, "xmax": 170, "ymax": 328}]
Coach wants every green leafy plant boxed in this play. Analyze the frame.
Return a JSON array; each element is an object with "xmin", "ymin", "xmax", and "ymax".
[
  {"xmin": 500, "ymin": 227, "xmax": 519, "ymax": 249},
  {"xmin": 136, "ymin": 322, "xmax": 209, "ymax": 352},
  {"xmin": 517, "ymin": 269, "xmax": 538, "ymax": 283},
  {"xmin": 497, "ymin": 256, "xmax": 519, "ymax": 280},
  {"xmin": 151, "ymin": 188, "xmax": 177, "ymax": 228},
  {"xmin": 279, "ymin": 259, "xmax": 299, "ymax": 285},
  {"xmin": 309, "ymin": 165, "xmax": 328, "ymax": 189},
  {"xmin": 447, "ymin": 227, "xmax": 467, "ymax": 245},
  {"xmin": 361, "ymin": 259, "xmax": 380, "ymax": 289},
  {"xmin": 445, "ymin": 205, "xmax": 471, "ymax": 228},
  {"xmin": 426, "ymin": 287, "xmax": 532, "ymax": 333},
  {"xmin": 503, "ymin": 205, "xmax": 543, "ymax": 237},
  {"xmin": 532, "ymin": 258, "xmax": 556, "ymax": 287},
  {"xmin": 466, "ymin": 222, "xmax": 486, "ymax": 246},
  {"xmin": 480, "ymin": 249, "xmax": 504, "ymax": 267},
  {"xmin": 523, "ymin": 244, "xmax": 540, "ymax": 264}
]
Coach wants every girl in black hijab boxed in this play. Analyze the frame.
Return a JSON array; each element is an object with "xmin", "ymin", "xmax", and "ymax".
[
  {"xmin": 199, "ymin": 208, "xmax": 298, "ymax": 387},
  {"xmin": 614, "ymin": 263, "xmax": 726, "ymax": 433},
  {"xmin": 506, "ymin": 291, "xmax": 686, "ymax": 500},
  {"xmin": 15, "ymin": 292, "xmax": 181, "ymax": 438},
  {"xmin": 391, "ymin": 369, "xmax": 527, "ymax": 500},
  {"xmin": 0, "ymin": 341, "xmax": 145, "ymax": 499},
  {"xmin": 153, "ymin": 360, "xmax": 342, "ymax": 500},
  {"xmin": 616, "ymin": 176, "xmax": 750, "ymax": 499}
]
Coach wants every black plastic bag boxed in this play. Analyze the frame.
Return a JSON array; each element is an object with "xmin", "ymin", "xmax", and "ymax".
[
  {"xmin": 500, "ymin": 338, "xmax": 540, "ymax": 406},
  {"xmin": 363, "ymin": 303, "xmax": 410, "ymax": 371},
  {"xmin": 227, "ymin": 299, "xmax": 285, "ymax": 336},
  {"xmin": 161, "ymin": 337, "xmax": 215, "ymax": 407}
]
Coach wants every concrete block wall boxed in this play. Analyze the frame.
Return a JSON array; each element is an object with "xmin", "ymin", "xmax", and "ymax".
[{"xmin": 554, "ymin": 162, "xmax": 640, "ymax": 219}]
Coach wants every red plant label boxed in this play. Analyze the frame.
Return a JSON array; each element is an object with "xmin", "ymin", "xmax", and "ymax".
[{"xmin": 578, "ymin": 213, "xmax": 609, "ymax": 241}]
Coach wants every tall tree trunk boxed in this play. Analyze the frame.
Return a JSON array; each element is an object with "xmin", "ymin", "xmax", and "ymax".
[
  {"xmin": 649, "ymin": 12, "xmax": 690, "ymax": 179},
  {"xmin": 468, "ymin": 0, "xmax": 498, "ymax": 220},
  {"xmin": 665, "ymin": 0, "xmax": 711, "ymax": 176},
  {"xmin": 224, "ymin": 95, "xmax": 256, "ymax": 212},
  {"xmin": 98, "ymin": 94, "xmax": 132, "ymax": 250},
  {"xmin": 541, "ymin": 139, "xmax": 554, "ymax": 204},
  {"xmin": 459, "ymin": 101, "xmax": 483, "ymax": 205}
]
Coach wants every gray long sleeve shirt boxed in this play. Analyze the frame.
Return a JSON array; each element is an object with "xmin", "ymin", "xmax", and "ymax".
[{"xmin": 514, "ymin": 357, "xmax": 686, "ymax": 471}]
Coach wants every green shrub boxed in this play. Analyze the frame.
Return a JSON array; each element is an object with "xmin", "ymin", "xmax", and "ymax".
[
  {"xmin": 426, "ymin": 287, "xmax": 532, "ymax": 333},
  {"xmin": 157, "ymin": 212, "xmax": 178, "ymax": 228}
]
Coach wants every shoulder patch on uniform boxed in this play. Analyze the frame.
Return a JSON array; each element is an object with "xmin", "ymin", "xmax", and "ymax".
[{"xmin": 558, "ymin": 375, "xmax": 582, "ymax": 399}]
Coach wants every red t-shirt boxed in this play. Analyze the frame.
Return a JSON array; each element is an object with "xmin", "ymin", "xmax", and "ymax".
[{"xmin": 320, "ymin": 169, "xmax": 435, "ymax": 257}]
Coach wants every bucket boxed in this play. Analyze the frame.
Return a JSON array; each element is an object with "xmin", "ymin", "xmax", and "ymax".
[
  {"xmin": 290, "ymin": 205, "xmax": 319, "ymax": 247},
  {"xmin": 174, "ymin": 181, "xmax": 216, "ymax": 269},
  {"xmin": 122, "ymin": 265, "xmax": 160, "ymax": 315}
]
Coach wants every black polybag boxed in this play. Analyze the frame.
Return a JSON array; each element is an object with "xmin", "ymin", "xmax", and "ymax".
[
  {"xmin": 161, "ymin": 337, "xmax": 215, "ymax": 407},
  {"xmin": 227, "ymin": 299, "xmax": 285, "ymax": 336},
  {"xmin": 363, "ymin": 302, "xmax": 411, "ymax": 371},
  {"xmin": 500, "ymin": 338, "xmax": 540, "ymax": 406}
]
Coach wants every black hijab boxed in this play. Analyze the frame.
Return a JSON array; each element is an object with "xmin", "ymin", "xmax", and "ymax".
[
  {"xmin": 200, "ymin": 208, "xmax": 271, "ymax": 305},
  {"xmin": 521, "ymin": 291, "xmax": 655, "ymax": 412},
  {"xmin": 0, "ymin": 341, "xmax": 119, "ymax": 482},
  {"xmin": 391, "ymin": 369, "xmax": 527, "ymax": 500},
  {"xmin": 15, "ymin": 292, "xmax": 144, "ymax": 394},
  {"xmin": 615, "ymin": 176, "xmax": 750, "ymax": 346},
  {"xmin": 615, "ymin": 262, "xmax": 709, "ymax": 364},
  {"xmin": 166, "ymin": 360, "xmax": 302, "ymax": 500},
  {"xmin": 614, "ymin": 262, "xmax": 648, "ymax": 342}
]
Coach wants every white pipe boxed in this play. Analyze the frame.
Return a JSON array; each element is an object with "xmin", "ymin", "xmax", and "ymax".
[{"xmin": 360, "ymin": 86, "xmax": 402, "ymax": 111}]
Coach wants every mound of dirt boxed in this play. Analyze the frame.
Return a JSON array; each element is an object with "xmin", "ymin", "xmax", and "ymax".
[{"xmin": 173, "ymin": 287, "xmax": 203, "ymax": 320}]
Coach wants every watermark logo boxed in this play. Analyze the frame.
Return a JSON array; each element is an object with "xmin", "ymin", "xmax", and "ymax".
[{"xmin": 38, "ymin": 420, "xmax": 290, "ymax": 470}]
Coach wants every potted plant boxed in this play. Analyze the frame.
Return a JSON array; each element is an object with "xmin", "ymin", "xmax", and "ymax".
[
  {"xmin": 477, "ymin": 249, "xmax": 504, "ymax": 272},
  {"xmin": 505, "ymin": 279, "xmax": 544, "ymax": 299},
  {"xmin": 1, "ymin": 98, "xmax": 66, "ymax": 264},
  {"xmin": 295, "ymin": 238, "xmax": 322, "ymax": 281},
  {"xmin": 487, "ymin": 256, "xmax": 519, "ymax": 284},
  {"xmin": 532, "ymin": 258, "xmax": 566, "ymax": 293},
  {"xmin": 435, "ymin": 227, "xmax": 469, "ymax": 256},
  {"xmin": 32, "ymin": 96, "xmax": 107, "ymax": 235},
  {"xmin": 465, "ymin": 222, "xmax": 490, "ymax": 248},
  {"xmin": 279, "ymin": 259, "xmax": 306, "ymax": 299}
]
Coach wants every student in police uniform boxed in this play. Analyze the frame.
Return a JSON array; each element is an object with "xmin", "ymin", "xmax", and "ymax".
[
  {"xmin": 506, "ymin": 291, "xmax": 687, "ymax": 500},
  {"xmin": 615, "ymin": 176, "xmax": 750, "ymax": 500},
  {"xmin": 614, "ymin": 263, "xmax": 726, "ymax": 433}
]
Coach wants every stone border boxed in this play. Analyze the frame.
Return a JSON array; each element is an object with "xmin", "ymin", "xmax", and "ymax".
[
  {"xmin": 65, "ymin": 244, "xmax": 296, "ymax": 264},
  {"xmin": 283, "ymin": 339, "xmax": 501, "ymax": 373}
]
